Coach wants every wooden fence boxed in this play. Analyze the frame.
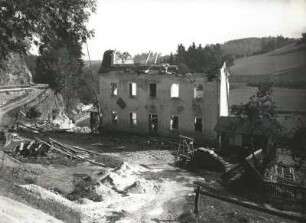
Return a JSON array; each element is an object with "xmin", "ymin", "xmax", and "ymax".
[
  {"xmin": 193, "ymin": 183, "xmax": 306, "ymax": 222},
  {"xmin": 264, "ymin": 180, "xmax": 306, "ymax": 204}
]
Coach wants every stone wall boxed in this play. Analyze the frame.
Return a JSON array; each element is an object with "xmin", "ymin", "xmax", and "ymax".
[{"xmin": 98, "ymin": 71, "xmax": 219, "ymax": 143}]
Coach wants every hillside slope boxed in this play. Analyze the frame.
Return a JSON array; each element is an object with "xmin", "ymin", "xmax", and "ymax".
[
  {"xmin": 222, "ymin": 37, "xmax": 295, "ymax": 58},
  {"xmin": 229, "ymin": 43, "xmax": 306, "ymax": 86},
  {"xmin": 228, "ymin": 43, "xmax": 306, "ymax": 130}
]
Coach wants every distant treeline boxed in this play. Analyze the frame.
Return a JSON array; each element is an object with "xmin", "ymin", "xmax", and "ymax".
[
  {"xmin": 133, "ymin": 36, "xmax": 296, "ymax": 78},
  {"xmin": 222, "ymin": 36, "xmax": 295, "ymax": 58},
  {"xmin": 135, "ymin": 42, "xmax": 231, "ymax": 80}
]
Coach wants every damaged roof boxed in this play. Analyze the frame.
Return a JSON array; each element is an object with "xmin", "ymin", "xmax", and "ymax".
[
  {"xmin": 98, "ymin": 49, "xmax": 179, "ymax": 75},
  {"xmin": 98, "ymin": 63, "xmax": 179, "ymax": 75}
]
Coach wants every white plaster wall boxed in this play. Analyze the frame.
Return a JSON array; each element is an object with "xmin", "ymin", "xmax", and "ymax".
[
  {"xmin": 98, "ymin": 71, "xmax": 219, "ymax": 143},
  {"xmin": 219, "ymin": 63, "xmax": 230, "ymax": 117}
]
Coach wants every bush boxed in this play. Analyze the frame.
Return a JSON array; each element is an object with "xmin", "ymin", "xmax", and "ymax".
[
  {"xmin": 24, "ymin": 177, "xmax": 37, "ymax": 184},
  {"xmin": 26, "ymin": 106, "xmax": 42, "ymax": 119}
]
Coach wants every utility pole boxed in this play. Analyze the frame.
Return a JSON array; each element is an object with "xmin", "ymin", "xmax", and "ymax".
[{"xmin": 86, "ymin": 42, "xmax": 102, "ymax": 134}]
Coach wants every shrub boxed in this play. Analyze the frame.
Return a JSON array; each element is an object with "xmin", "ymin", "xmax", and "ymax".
[{"xmin": 26, "ymin": 106, "xmax": 42, "ymax": 119}]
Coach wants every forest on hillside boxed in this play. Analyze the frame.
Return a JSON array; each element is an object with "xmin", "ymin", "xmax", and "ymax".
[{"xmin": 222, "ymin": 36, "xmax": 295, "ymax": 58}]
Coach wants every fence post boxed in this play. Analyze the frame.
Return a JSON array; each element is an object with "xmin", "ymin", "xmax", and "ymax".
[
  {"xmin": 1, "ymin": 153, "xmax": 4, "ymax": 169},
  {"xmin": 194, "ymin": 186, "xmax": 200, "ymax": 215}
]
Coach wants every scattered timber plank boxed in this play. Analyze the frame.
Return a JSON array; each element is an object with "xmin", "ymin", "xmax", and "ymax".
[
  {"xmin": 52, "ymin": 143, "xmax": 74, "ymax": 158},
  {"xmin": 19, "ymin": 142, "xmax": 24, "ymax": 152},
  {"xmin": 162, "ymin": 139, "xmax": 179, "ymax": 146},
  {"xmin": 26, "ymin": 141, "xmax": 35, "ymax": 150},
  {"xmin": 35, "ymin": 137, "xmax": 72, "ymax": 157},
  {"xmin": 74, "ymin": 146, "xmax": 103, "ymax": 156},
  {"xmin": 79, "ymin": 158, "xmax": 105, "ymax": 167},
  {"xmin": 49, "ymin": 138, "xmax": 88, "ymax": 158},
  {"xmin": 49, "ymin": 138, "xmax": 81, "ymax": 153},
  {"xmin": 45, "ymin": 137, "xmax": 105, "ymax": 167},
  {"xmin": 17, "ymin": 122, "xmax": 42, "ymax": 133},
  {"xmin": 35, "ymin": 143, "xmax": 43, "ymax": 152}
]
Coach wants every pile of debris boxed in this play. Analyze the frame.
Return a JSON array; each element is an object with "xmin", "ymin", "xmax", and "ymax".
[
  {"xmin": 68, "ymin": 161, "xmax": 158, "ymax": 202},
  {"xmin": 16, "ymin": 121, "xmax": 90, "ymax": 134},
  {"xmin": 194, "ymin": 147, "xmax": 232, "ymax": 172},
  {"xmin": 3, "ymin": 133, "xmax": 104, "ymax": 166},
  {"xmin": 222, "ymin": 149, "xmax": 263, "ymax": 186}
]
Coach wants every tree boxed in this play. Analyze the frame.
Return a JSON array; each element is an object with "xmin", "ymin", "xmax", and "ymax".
[
  {"xmin": 231, "ymin": 84, "xmax": 282, "ymax": 169},
  {"xmin": 302, "ymin": 32, "xmax": 306, "ymax": 44},
  {"xmin": 288, "ymin": 126, "xmax": 306, "ymax": 156},
  {"xmin": 0, "ymin": 0, "xmax": 98, "ymax": 111},
  {"xmin": 35, "ymin": 46, "xmax": 83, "ymax": 111},
  {"xmin": 0, "ymin": 0, "xmax": 96, "ymax": 63},
  {"xmin": 78, "ymin": 65, "xmax": 97, "ymax": 105},
  {"xmin": 173, "ymin": 43, "xmax": 224, "ymax": 79},
  {"xmin": 168, "ymin": 53, "xmax": 174, "ymax": 64}
]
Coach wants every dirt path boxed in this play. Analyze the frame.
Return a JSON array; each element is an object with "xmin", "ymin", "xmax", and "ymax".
[
  {"xmin": 106, "ymin": 151, "xmax": 202, "ymax": 222},
  {"xmin": 0, "ymin": 195, "xmax": 63, "ymax": 223},
  {"xmin": 0, "ymin": 88, "xmax": 46, "ymax": 117},
  {"xmin": 0, "ymin": 84, "xmax": 48, "ymax": 92},
  {"xmin": 131, "ymin": 165, "xmax": 198, "ymax": 222}
]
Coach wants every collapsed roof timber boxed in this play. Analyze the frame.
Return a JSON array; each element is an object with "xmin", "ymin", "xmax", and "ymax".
[{"xmin": 99, "ymin": 49, "xmax": 178, "ymax": 75}]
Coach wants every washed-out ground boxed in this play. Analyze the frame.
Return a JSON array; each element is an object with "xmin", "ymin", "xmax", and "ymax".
[{"xmin": 0, "ymin": 132, "xmax": 300, "ymax": 223}]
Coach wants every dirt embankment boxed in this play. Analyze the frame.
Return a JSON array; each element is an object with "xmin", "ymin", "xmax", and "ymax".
[
  {"xmin": 0, "ymin": 195, "xmax": 63, "ymax": 223},
  {"xmin": 0, "ymin": 89, "xmax": 65, "ymax": 128}
]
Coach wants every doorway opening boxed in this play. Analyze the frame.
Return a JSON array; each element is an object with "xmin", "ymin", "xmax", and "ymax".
[{"xmin": 148, "ymin": 114, "xmax": 158, "ymax": 135}]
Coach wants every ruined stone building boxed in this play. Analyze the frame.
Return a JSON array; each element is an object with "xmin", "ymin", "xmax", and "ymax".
[{"xmin": 97, "ymin": 51, "xmax": 230, "ymax": 143}]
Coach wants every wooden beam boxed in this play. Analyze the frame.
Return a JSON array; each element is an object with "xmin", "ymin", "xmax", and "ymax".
[
  {"xmin": 194, "ymin": 186, "xmax": 200, "ymax": 215},
  {"xmin": 194, "ymin": 183, "xmax": 306, "ymax": 222}
]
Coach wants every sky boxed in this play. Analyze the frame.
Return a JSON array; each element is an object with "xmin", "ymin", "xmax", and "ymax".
[{"xmin": 83, "ymin": 0, "xmax": 306, "ymax": 60}]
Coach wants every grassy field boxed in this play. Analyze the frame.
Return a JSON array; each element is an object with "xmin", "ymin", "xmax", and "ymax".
[
  {"xmin": 229, "ymin": 43, "xmax": 306, "ymax": 115},
  {"xmin": 229, "ymin": 43, "xmax": 306, "ymax": 87},
  {"xmin": 230, "ymin": 85, "xmax": 306, "ymax": 112}
]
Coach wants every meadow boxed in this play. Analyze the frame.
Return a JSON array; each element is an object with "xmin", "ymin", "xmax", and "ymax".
[{"xmin": 229, "ymin": 43, "xmax": 306, "ymax": 112}]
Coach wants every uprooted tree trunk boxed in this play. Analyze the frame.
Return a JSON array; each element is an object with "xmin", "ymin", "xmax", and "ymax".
[
  {"xmin": 249, "ymin": 118, "xmax": 259, "ymax": 170},
  {"xmin": 260, "ymin": 136, "xmax": 275, "ymax": 174}
]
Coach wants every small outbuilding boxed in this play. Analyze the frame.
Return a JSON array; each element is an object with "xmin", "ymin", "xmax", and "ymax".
[{"xmin": 215, "ymin": 116, "xmax": 279, "ymax": 150}]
